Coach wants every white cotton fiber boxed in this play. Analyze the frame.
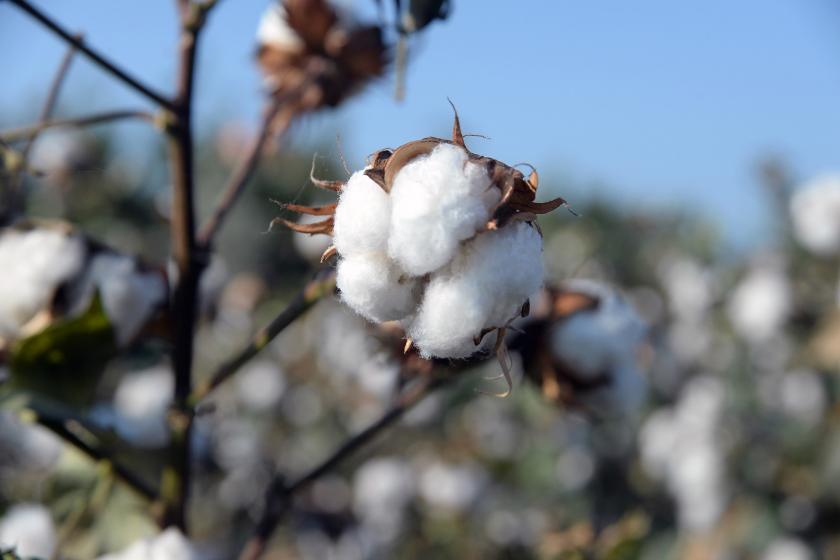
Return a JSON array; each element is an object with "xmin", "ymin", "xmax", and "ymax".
[
  {"xmin": 337, "ymin": 252, "xmax": 419, "ymax": 323},
  {"xmin": 113, "ymin": 366, "xmax": 174, "ymax": 448},
  {"xmin": 71, "ymin": 253, "xmax": 167, "ymax": 347},
  {"xmin": 333, "ymin": 171, "xmax": 393, "ymax": 257},
  {"xmin": 0, "ymin": 228, "xmax": 86, "ymax": 340},
  {"xmin": 789, "ymin": 174, "xmax": 840, "ymax": 256},
  {"xmin": 406, "ymin": 222, "xmax": 543, "ymax": 359},
  {"xmin": 388, "ymin": 143, "xmax": 499, "ymax": 276},
  {"xmin": 256, "ymin": 3, "xmax": 303, "ymax": 51}
]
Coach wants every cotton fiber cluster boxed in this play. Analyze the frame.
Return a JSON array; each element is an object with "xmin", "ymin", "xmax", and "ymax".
[
  {"xmin": 0, "ymin": 226, "xmax": 166, "ymax": 348},
  {"xmin": 333, "ymin": 143, "xmax": 544, "ymax": 359}
]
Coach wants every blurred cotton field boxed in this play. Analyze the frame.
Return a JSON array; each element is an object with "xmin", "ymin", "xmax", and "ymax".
[{"xmin": 1, "ymin": 0, "xmax": 840, "ymax": 559}]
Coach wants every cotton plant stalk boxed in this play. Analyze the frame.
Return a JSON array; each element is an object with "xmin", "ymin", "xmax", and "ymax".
[{"xmin": 278, "ymin": 109, "xmax": 569, "ymax": 394}]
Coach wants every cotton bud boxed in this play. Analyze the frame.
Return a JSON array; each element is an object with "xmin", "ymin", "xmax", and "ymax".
[
  {"xmin": 510, "ymin": 280, "xmax": 648, "ymax": 417},
  {"xmin": 279, "ymin": 109, "xmax": 569, "ymax": 392},
  {"xmin": 256, "ymin": 0, "xmax": 387, "ymax": 112}
]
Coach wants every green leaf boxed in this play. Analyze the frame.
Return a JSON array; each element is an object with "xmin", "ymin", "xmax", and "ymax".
[{"xmin": 8, "ymin": 294, "xmax": 117, "ymax": 406}]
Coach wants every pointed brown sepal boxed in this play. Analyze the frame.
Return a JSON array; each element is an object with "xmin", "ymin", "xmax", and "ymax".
[
  {"xmin": 403, "ymin": 338, "xmax": 413, "ymax": 354},
  {"xmin": 510, "ymin": 197, "xmax": 568, "ymax": 215},
  {"xmin": 364, "ymin": 167, "xmax": 387, "ymax": 191},
  {"xmin": 310, "ymin": 157, "xmax": 344, "ymax": 192},
  {"xmin": 282, "ymin": 202, "xmax": 338, "ymax": 216},
  {"xmin": 527, "ymin": 168, "xmax": 539, "ymax": 192},
  {"xmin": 320, "ymin": 245, "xmax": 338, "ymax": 263},
  {"xmin": 279, "ymin": 216, "xmax": 334, "ymax": 234},
  {"xmin": 448, "ymin": 98, "xmax": 466, "ymax": 148}
]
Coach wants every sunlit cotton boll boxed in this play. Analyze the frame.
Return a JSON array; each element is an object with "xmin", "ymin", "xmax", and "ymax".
[
  {"xmin": 727, "ymin": 264, "xmax": 791, "ymax": 343},
  {"xmin": 256, "ymin": 2, "xmax": 303, "ymax": 52},
  {"xmin": 762, "ymin": 537, "xmax": 815, "ymax": 560},
  {"xmin": 790, "ymin": 174, "xmax": 840, "ymax": 255},
  {"xmin": 97, "ymin": 528, "xmax": 199, "ymax": 560},
  {"xmin": 0, "ymin": 503, "xmax": 57, "ymax": 560},
  {"xmin": 113, "ymin": 366, "xmax": 174, "ymax": 448},
  {"xmin": 418, "ymin": 460, "xmax": 484, "ymax": 513},
  {"xmin": 406, "ymin": 221, "xmax": 543, "ymax": 359},
  {"xmin": 353, "ymin": 458, "xmax": 415, "ymax": 543},
  {"xmin": 0, "ymin": 227, "xmax": 85, "ymax": 340},
  {"xmin": 388, "ymin": 143, "xmax": 499, "ymax": 276}
]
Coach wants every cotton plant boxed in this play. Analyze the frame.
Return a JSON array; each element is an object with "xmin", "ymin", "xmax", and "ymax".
[{"xmin": 279, "ymin": 110, "xmax": 569, "ymax": 393}]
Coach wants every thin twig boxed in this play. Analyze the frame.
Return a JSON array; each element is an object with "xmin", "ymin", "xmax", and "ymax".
[
  {"xmin": 238, "ymin": 374, "xmax": 451, "ymax": 560},
  {"xmin": 189, "ymin": 270, "xmax": 337, "ymax": 406},
  {"xmin": 32, "ymin": 408, "xmax": 158, "ymax": 501},
  {"xmin": 7, "ymin": 0, "xmax": 175, "ymax": 110},
  {"xmin": 4, "ymin": 39, "xmax": 78, "ymax": 220},
  {"xmin": 162, "ymin": 0, "xmax": 218, "ymax": 531},
  {"xmin": 0, "ymin": 110, "xmax": 155, "ymax": 143},
  {"xmin": 197, "ymin": 97, "xmax": 292, "ymax": 246}
]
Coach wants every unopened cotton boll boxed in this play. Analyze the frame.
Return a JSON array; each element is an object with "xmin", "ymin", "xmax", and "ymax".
[
  {"xmin": 337, "ymin": 252, "xmax": 419, "ymax": 323},
  {"xmin": 0, "ymin": 503, "xmax": 57, "ymax": 560},
  {"xmin": 790, "ymin": 174, "xmax": 840, "ymax": 255},
  {"xmin": 407, "ymin": 222, "xmax": 543, "ymax": 358},
  {"xmin": 0, "ymin": 227, "xmax": 85, "ymax": 340},
  {"xmin": 388, "ymin": 143, "xmax": 499, "ymax": 276},
  {"xmin": 333, "ymin": 171, "xmax": 393, "ymax": 256}
]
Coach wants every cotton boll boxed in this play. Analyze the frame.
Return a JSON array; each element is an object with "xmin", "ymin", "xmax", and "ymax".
[
  {"xmin": 407, "ymin": 222, "xmax": 543, "ymax": 358},
  {"xmin": 549, "ymin": 281, "xmax": 645, "ymax": 379},
  {"xmin": 789, "ymin": 174, "xmax": 840, "ymax": 255},
  {"xmin": 0, "ymin": 503, "xmax": 57, "ymax": 560},
  {"xmin": 726, "ymin": 265, "xmax": 791, "ymax": 343},
  {"xmin": 70, "ymin": 253, "xmax": 166, "ymax": 346},
  {"xmin": 417, "ymin": 460, "xmax": 484, "ymax": 513},
  {"xmin": 0, "ymin": 227, "xmax": 86, "ymax": 340},
  {"xmin": 113, "ymin": 366, "xmax": 174, "ymax": 448},
  {"xmin": 337, "ymin": 252, "xmax": 419, "ymax": 322},
  {"xmin": 333, "ymin": 171, "xmax": 392, "ymax": 257},
  {"xmin": 762, "ymin": 538, "xmax": 815, "ymax": 560},
  {"xmin": 388, "ymin": 143, "xmax": 500, "ymax": 275}
]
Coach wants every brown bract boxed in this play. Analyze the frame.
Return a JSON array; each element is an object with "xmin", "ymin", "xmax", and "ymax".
[
  {"xmin": 275, "ymin": 108, "xmax": 571, "ymax": 264},
  {"xmin": 257, "ymin": 0, "xmax": 388, "ymax": 112}
]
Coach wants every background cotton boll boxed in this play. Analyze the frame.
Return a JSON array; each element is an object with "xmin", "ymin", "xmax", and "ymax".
[
  {"xmin": 0, "ymin": 503, "xmax": 57, "ymax": 560},
  {"xmin": 407, "ymin": 222, "xmax": 543, "ymax": 358},
  {"xmin": 727, "ymin": 265, "xmax": 791, "ymax": 343},
  {"xmin": 417, "ymin": 460, "xmax": 484, "ymax": 513},
  {"xmin": 337, "ymin": 252, "xmax": 419, "ymax": 322},
  {"xmin": 235, "ymin": 360, "xmax": 286, "ymax": 412},
  {"xmin": 789, "ymin": 174, "xmax": 840, "ymax": 255},
  {"xmin": 0, "ymin": 227, "xmax": 86, "ymax": 340},
  {"xmin": 387, "ymin": 143, "xmax": 499, "ymax": 275},
  {"xmin": 0, "ymin": 413, "xmax": 64, "ymax": 473},
  {"xmin": 549, "ymin": 281, "xmax": 646, "ymax": 377},
  {"xmin": 113, "ymin": 365, "xmax": 174, "ymax": 448},
  {"xmin": 762, "ymin": 538, "xmax": 815, "ymax": 560},
  {"xmin": 333, "ymin": 171, "xmax": 392, "ymax": 256},
  {"xmin": 70, "ymin": 253, "xmax": 166, "ymax": 346}
]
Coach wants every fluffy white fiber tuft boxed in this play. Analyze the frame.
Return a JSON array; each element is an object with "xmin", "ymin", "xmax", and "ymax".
[
  {"xmin": 388, "ymin": 143, "xmax": 499, "ymax": 276},
  {"xmin": 333, "ymin": 171, "xmax": 393, "ymax": 257},
  {"xmin": 256, "ymin": 3, "xmax": 303, "ymax": 51},
  {"xmin": 337, "ymin": 252, "xmax": 419, "ymax": 323},
  {"xmin": 0, "ymin": 228, "xmax": 86, "ymax": 340},
  {"xmin": 406, "ymin": 222, "xmax": 543, "ymax": 359},
  {"xmin": 789, "ymin": 174, "xmax": 840, "ymax": 256}
]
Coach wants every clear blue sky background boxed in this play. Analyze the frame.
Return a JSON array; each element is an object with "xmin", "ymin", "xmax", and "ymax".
[{"xmin": 2, "ymin": 0, "xmax": 839, "ymax": 249}]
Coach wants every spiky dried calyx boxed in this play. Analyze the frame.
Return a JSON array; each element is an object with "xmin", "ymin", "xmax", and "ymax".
[
  {"xmin": 257, "ymin": 0, "xmax": 388, "ymax": 112},
  {"xmin": 276, "ymin": 108, "xmax": 569, "ymax": 395}
]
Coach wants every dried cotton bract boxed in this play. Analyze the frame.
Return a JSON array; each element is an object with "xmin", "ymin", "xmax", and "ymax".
[{"xmin": 279, "ymin": 110, "xmax": 568, "ymax": 392}]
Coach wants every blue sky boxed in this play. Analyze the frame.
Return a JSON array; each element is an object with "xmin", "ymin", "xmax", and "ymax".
[{"xmin": 2, "ymin": 0, "xmax": 839, "ymax": 249}]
